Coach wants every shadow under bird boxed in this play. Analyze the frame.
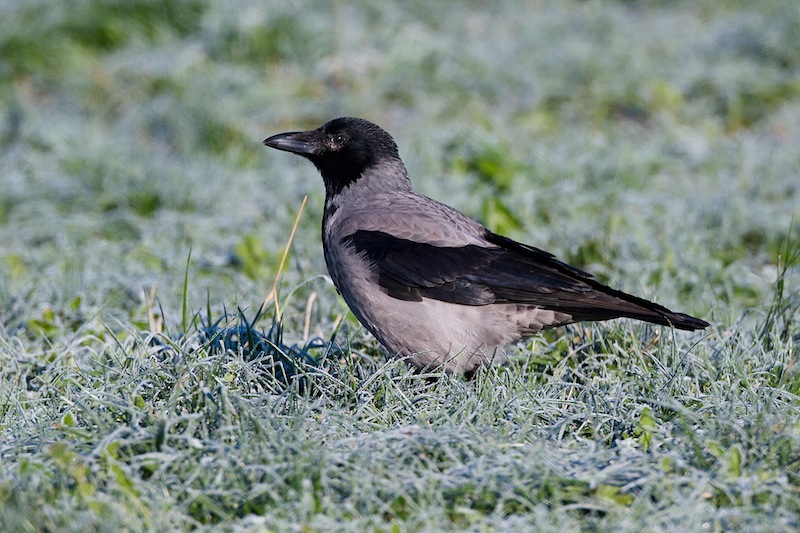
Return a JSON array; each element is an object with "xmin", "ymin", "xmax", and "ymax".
[{"xmin": 263, "ymin": 117, "xmax": 709, "ymax": 375}]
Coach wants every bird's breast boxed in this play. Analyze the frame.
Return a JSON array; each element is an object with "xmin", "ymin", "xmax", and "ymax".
[{"xmin": 322, "ymin": 209, "xmax": 377, "ymax": 297}]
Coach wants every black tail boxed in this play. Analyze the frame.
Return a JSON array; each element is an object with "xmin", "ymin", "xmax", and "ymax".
[
  {"xmin": 483, "ymin": 231, "xmax": 710, "ymax": 331},
  {"xmin": 566, "ymin": 280, "xmax": 709, "ymax": 331}
]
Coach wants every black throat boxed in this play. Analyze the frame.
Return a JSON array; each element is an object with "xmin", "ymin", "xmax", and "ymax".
[{"xmin": 313, "ymin": 157, "xmax": 372, "ymax": 198}]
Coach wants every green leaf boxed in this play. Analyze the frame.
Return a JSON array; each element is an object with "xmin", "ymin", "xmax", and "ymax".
[{"xmin": 61, "ymin": 412, "xmax": 76, "ymax": 427}]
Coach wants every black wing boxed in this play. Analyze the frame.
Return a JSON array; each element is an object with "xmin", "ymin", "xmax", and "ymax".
[{"xmin": 342, "ymin": 229, "xmax": 708, "ymax": 331}]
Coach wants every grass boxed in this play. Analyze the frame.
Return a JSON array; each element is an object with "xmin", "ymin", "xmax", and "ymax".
[{"xmin": 1, "ymin": 0, "xmax": 799, "ymax": 531}]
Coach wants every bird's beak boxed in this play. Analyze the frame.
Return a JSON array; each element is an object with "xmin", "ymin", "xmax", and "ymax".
[{"xmin": 262, "ymin": 130, "xmax": 320, "ymax": 156}]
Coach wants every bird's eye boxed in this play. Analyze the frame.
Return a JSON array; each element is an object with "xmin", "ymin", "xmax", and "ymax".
[{"xmin": 332, "ymin": 133, "xmax": 346, "ymax": 146}]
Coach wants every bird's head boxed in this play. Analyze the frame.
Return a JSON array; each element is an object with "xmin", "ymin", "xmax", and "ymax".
[{"xmin": 263, "ymin": 117, "xmax": 409, "ymax": 197}]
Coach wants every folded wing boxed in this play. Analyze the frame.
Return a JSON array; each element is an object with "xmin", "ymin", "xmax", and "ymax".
[{"xmin": 342, "ymin": 229, "xmax": 708, "ymax": 331}]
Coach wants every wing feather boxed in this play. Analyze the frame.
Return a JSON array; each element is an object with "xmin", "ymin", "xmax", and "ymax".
[{"xmin": 341, "ymin": 228, "xmax": 709, "ymax": 331}]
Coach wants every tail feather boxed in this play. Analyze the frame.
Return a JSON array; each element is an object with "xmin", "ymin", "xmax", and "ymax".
[
  {"xmin": 483, "ymin": 231, "xmax": 709, "ymax": 331},
  {"xmin": 564, "ymin": 283, "xmax": 709, "ymax": 331}
]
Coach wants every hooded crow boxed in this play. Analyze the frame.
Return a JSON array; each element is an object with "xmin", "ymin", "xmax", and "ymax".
[{"xmin": 263, "ymin": 117, "xmax": 709, "ymax": 375}]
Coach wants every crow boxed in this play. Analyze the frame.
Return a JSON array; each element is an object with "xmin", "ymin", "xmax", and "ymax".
[{"xmin": 264, "ymin": 117, "xmax": 708, "ymax": 375}]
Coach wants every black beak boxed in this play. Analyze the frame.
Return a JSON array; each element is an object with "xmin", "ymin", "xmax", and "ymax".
[{"xmin": 262, "ymin": 130, "xmax": 320, "ymax": 156}]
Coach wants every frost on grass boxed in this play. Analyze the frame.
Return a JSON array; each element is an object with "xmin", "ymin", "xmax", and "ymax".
[
  {"xmin": 2, "ymin": 278, "xmax": 799, "ymax": 530},
  {"xmin": 2, "ymin": 0, "xmax": 800, "ymax": 530}
]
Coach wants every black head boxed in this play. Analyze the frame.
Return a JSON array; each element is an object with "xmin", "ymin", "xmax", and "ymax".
[{"xmin": 263, "ymin": 117, "xmax": 405, "ymax": 196}]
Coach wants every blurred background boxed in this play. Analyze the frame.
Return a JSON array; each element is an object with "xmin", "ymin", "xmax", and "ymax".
[{"xmin": 1, "ymin": 0, "xmax": 798, "ymax": 337}]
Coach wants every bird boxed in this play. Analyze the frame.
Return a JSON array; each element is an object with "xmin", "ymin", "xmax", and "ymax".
[{"xmin": 263, "ymin": 117, "xmax": 709, "ymax": 375}]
